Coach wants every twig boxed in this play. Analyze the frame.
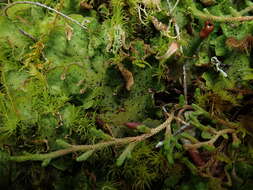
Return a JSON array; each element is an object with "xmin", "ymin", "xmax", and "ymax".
[
  {"xmin": 3, "ymin": 1, "xmax": 87, "ymax": 29},
  {"xmin": 240, "ymin": 5, "xmax": 253, "ymax": 15},
  {"xmin": 189, "ymin": 5, "xmax": 253, "ymax": 22},
  {"xmin": 183, "ymin": 129, "xmax": 235, "ymax": 150},
  {"xmin": 165, "ymin": 112, "xmax": 174, "ymax": 136},
  {"xmin": 174, "ymin": 115, "xmax": 190, "ymax": 127},
  {"xmin": 9, "ymin": 113, "xmax": 174, "ymax": 162},
  {"xmin": 214, "ymin": 117, "xmax": 239, "ymax": 129},
  {"xmin": 137, "ymin": 5, "xmax": 148, "ymax": 25},
  {"xmin": 167, "ymin": 0, "xmax": 180, "ymax": 14},
  {"xmin": 183, "ymin": 64, "xmax": 188, "ymax": 104},
  {"xmin": 18, "ymin": 28, "xmax": 37, "ymax": 42}
]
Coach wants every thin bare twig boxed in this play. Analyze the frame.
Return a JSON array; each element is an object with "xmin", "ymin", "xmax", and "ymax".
[
  {"xmin": 183, "ymin": 64, "xmax": 188, "ymax": 104},
  {"xmin": 167, "ymin": 0, "xmax": 180, "ymax": 14},
  {"xmin": 3, "ymin": 1, "xmax": 87, "ymax": 29},
  {"xmin": 174, "ymin": 115, "xmax": 190, "ymax": 127},
  {"xmin": 18, "ymin": 28, "xmax": 37, "ymax": 42}
]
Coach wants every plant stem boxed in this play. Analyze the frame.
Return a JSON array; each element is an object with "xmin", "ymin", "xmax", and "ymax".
[
  {"xmin": 240, "ymin": 5, "xmax": 253, "ymax": 15},
  {"xmin": 189, "ymin": 5, "xmax": 253, "ymax": 22},
  {"xmin": 9, "ymin": 113, "xmax": 174, "ymax": 162},
  {"xmin": 183, "ymin": 129, "xmax": 235, "ymax": 150},
  {"xmin": 3, "ymin": 1, "xmax": 87, "ymax": 29}
]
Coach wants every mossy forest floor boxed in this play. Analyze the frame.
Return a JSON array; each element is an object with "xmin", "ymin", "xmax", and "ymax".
[{"xmin": 1, "ymin": 0, "xmax": 253, "ymax": 189}]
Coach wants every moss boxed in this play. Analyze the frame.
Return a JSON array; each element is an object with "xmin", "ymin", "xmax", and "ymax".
[{"xmin": 0, "ymin": 0, "xmax": 253, "ymax": 189}]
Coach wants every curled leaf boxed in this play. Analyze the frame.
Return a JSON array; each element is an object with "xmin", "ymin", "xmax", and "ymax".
[
  {"xmin": 200, "ymin": 0, "xmax": 216, "ymax": 6},
  {"xmin": 118, "ymin": 63, "xmax": 134, "ymax": 91},
  {"xmin": 226, "ymin": 35, "xmax": 253, "ymax": 52},
  {"xmin": 156, "ymin": 42, "xmax": 179, "ymax": 60},
  {"xmin": 151, "ymin": 16, "xmax": 168, "ymax": 32},
  {"xmin": 80, "ymin": 1, "xmax": 93, "ymax": 10},
  {"xmin": 124, "ymin": 122, "xmax": 142, "ymax": 129}
]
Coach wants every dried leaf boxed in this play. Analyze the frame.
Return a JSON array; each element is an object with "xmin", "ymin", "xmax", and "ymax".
[
  {"xmin": 156, "ymin": 42, "xmax": 179, "ymax": 60},
  {"xmin": 80, "ymin": 1, "xmax": 93, "ymax": 10},
  {"xmin": 226, "ymin": 35, "xmax": 253, "ymax": 52},
  {"xmin": 151, "ymin": 16, "xmax": 168, "ymax": 32},
  {"xmin": 124, "ymin": 122, "xmax": 142, "ymax": 129},
  {"xmin": 118, "ymin": 63, "xmax": 134, "ymax": 91}
]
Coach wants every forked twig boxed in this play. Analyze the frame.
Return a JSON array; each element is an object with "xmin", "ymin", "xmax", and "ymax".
[
  {"xmin": 183, "ymin": 129, "xmax": 235, "ymax": 149},
  {"xmin": 9, "ymin": 113, "xmax": 174, "ymax": 162}
]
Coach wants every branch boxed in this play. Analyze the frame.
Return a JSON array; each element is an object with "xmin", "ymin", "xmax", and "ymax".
[
  {"xmin": 18, "ymin": 28, "xmax": 37, "ymax": 42},
  {"xmin": 183, "ymin": 129, "xmax": 235, "ymax": 150},
  {"xmin": 240, "ymin": 5, "xmax": 253, "ymax": 15},
  {"xmin": 189, "ymin": 5, "xmax": 253, "ymax": 22},
  {"xmin": 9, "ymin": 114, "xmax": 174, "ymax": 162},
  {"xmin": 3, "ymin": 1, "xmax": 87, "ymax": 29}
]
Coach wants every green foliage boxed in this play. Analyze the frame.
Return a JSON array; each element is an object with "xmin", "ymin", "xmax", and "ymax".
[
  {"xmin": 110, "ymin": 142, "xmax": 166, "ymax": 190},
  {"xmin": 0, "ymin": 0, "xmax": 253, "ymax": 189}
]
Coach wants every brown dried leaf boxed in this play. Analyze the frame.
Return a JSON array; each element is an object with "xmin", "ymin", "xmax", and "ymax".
[
  {"xmin": 124, "ymin": 122, "xmax": 142, "ymax": 129},
  {"xmin": 151, "ymin": 16, "xmax": 168, "ymax": 32},
  {"xmin": 80, "ymin": 1, "xmax": 93, "ymax": 10},
  {"xmin": 118, "ymin": 63, "xmax": 134, "ymax": 91},
  {"xmin": 200, "ymin": 0, "xmax": 216, "ymax": 6},
  {"xmin": 156, "ymin": 42, "xmax": 179, "ymax": 60},
  {"xmin": 226, "ymin": 35, "xmax": 253, "ymax": 52}
]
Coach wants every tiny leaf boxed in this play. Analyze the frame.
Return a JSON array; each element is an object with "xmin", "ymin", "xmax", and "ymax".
[
  {"xmin": 136, "ymin": 125, "xmax": 151, "ymax": 133},
  {"xmin": 116, "ymin": 142, "xmax": 138, "ymax": 166},
  {"xmin": 90, "ymin": 128, "xmax": 113, "ymax": 140},
  {"xmin": 203, "ymin": 144, "xmax": 216, "ymax": 151},
  {"xmin": 82, "ymin": 100, "xmax": 94, "ymax": 109},
  {"xmin": 56, "ymin": 139, "xmax": 72, "ymax": 148},
  {"xmin": 76, "ymin": 150, "xmax": 94, "ymax": 162},
  {"xmin": 42, "ymin": 158, "xmax": 51, "ymax": 167},
  {"xmin": 201, "ymin": 131, "xmax": 213, "ymax": 139}
]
